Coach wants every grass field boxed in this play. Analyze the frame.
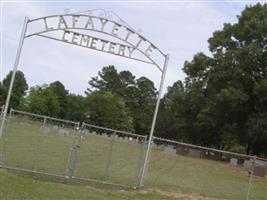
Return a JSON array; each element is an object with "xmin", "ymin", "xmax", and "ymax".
[{"xmin": 0, "ymin": 115, "xmax": 266, "ymax": 200}]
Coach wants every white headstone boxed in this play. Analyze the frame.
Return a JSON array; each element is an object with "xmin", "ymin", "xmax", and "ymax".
[
  {"xmin": 243, "ymin": 159, "xmax": 252, "ymax": 169},
  {"xmin": 255, "ymin": 160, "xmax": 267, "ymax": 167},
  {"xmin": 188, "ymin": 149, "xmax": 202, "ymax": 157},
  {"xmin": 164, "ymin": 145, "xmax": 176, "ymax": 156},
  {"xmin": 39, "ymin": 126, "xmax": 50, "ymax": 134},
  {"xmin": 58, "ymin": 128, "xmax": 69, "ymax": 136},
  {"xmin": 230, "ymin": 158, "xmax": 238, "ymax": 166},
  {"xmin": 92, "ymin": 131, "xmax": 97, "ymax": 135}
]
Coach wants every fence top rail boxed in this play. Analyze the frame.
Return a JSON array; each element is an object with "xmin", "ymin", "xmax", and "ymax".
[
  {"xmin": 82, "ymin": 122, "xmax": 146, "ymax": 138},
  {"xmin": 11, "ymin": 109, "xmax": 79, "ymax": 126},
  {"xmin": 153, "ymin": 136, "xmax": 267, "ymax": 162}
]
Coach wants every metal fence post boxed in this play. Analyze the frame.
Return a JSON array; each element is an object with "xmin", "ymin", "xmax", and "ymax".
[
  {"xmin": 139, "ymin": 54, "xmax": 169, "ymax": 187},
  {"xmin": 65, "ymin": 126, "xmax": 82, "ymax": 180},
  {"xmin": 43, "ymin": 117, "xmax": 47, "ymax": 127},
  {"xmin": 103, "ymin": 131, "xmax": 116, "ymax": 182},
  {"xmin": 0, "ymin": 17, "xmax": 29, "ymax": 138},
  {"xmin": 246, "ymin": 156, "xmax": 256, "ymax": 200},
  {"xmin": 136, "ymin": 136, "xmax": 148, "ymax": 188}
]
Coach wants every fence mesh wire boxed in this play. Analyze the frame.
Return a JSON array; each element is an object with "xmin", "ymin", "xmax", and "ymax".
[
  {"xmin": 145, "ymin": 137, "xmax": 267, "ymax": 200},
  {"xmin": 73, "ymin": 123, "xmax": 146, "ymax": 187},
  {"xmin": 0, "ymin": 109, "xmax": 266, "ymax": 198},
  {"xmin": 0, "ymin": 109, "xmax": 147, "ymax": 188},
  {"xmin": 0, "ymin": 109, "xmax": 78, "ymax": 177}
]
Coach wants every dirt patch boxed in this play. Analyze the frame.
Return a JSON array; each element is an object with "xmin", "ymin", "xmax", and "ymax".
[{"xmin": 140, "ymin": 188, "xmax": 226, "ymax": 200}]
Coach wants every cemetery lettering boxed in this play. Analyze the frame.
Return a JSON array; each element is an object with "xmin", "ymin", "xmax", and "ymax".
[
  {"xmin": 41, "ymin": 15, "xmax": 158, "ymax": 59},
  {"xmin": 62, "ymin": 30, "xmax": 136, "ymax": 58}
]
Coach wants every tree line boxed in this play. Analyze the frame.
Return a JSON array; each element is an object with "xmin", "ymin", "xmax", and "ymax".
[
  {"xmin": 0, "ymin": 4, "xmax": 266, "ymax": 157},
  {"xmin": 0, "ymin": 66, "xmax": 157, "ymax": 136}
]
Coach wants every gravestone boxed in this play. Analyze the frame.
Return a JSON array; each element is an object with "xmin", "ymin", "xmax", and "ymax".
[
  {"xmin": 244, "ymin": 159, "xmax": 252, "ymax": 169},
  {"xmin": 254, "ymin": 165, "xmax": 266, "ymax": 177},
  {"xmin": 188, "ymin": 148, "xmax": 202, "ymax": 158},
  {"xmin": 102, "ymin": 133, "xmax": 107, "ymax": 137},
  {"xmin": 39, "ymin": 126, "xmax": 50, "ymax": 134},
  {"xmin": 124, "ymin": 137, "xmax": 129, "ymax": 142},
  {"xmin": 176, "ymin": 146, "xmax": 189, "ymax": 155},
  {"xmin": 164, "ymin": 145, "xmax": 176, "ymax": 156},
  {"xmin": 230, "ymin": 158, "xmax": 238, "ymax": 166},
  {"xmin": 91, "ymin": 131, "xmax": 97, "ymax": 135},
  {"xmin": 255, "ymin": 160, "xmax": 267, "ymax": 167},
  {"xmin": 58, "ymin": 128, "xmax": 69, "ymax": 136}
]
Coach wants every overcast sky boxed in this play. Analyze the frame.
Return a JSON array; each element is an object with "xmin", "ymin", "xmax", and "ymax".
[{"xmin": 1, "ymin": 1, "xmax": 265, "ymax": 95}]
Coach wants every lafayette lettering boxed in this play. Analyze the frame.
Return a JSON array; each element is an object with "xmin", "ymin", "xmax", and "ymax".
[{"xmin": 41, "ymin": 15, "xmax": 157, "ymax": 58}]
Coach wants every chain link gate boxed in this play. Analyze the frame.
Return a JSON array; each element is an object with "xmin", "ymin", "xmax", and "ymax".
[
  {"xmin": 71, "ymin": 123, "xmax": 147, "ymax": 188},
  {"xmin": 0, "ymin": 109, "xmax": 79, "ymax": 178},
  {"xmin": 0, "ymin": 109, "xmax": 148, "ymax": 188}
]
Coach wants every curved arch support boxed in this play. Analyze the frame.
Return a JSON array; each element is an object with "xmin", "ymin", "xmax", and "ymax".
[
  {"xmin": 25, "ymin": 14, "xmax": 167, "ymax": 71},
  {"xmin": 1, "ymin": 13, "xmax": 170, "ymax": 190}
]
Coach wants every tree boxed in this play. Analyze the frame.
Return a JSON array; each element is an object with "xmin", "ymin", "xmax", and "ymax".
[
  {"xmin": 132, "ymin": 77, "xmax": 157, "ymax": 135},
  {"xmin": 66, "ymin": 94, "xmax": 86, "ymax": 122},
  {"xmin": 0, "ymin": 83, "xmax": 5, "ymax": 106},
  {"xmin": 85, "ymin": 91, "xmax": 134, "ymax": 131},
  {"xmin": 86, "ymin": 66, "xmax": 157, "ymax": 135},
  {"xmin": 155, "ymin": 81, "xmax": 187, "ymax": 140},
  {"xmin": 86, "ymin": 66, "xmax": 122, "ymax": 95},
  {"xmin": 156, "ymin": 3, "xmax": 267, "ymax": 156},
  {"xmin": 0, "ymin": 71, "xmax": 28, "ymax": 108},
  {"xmin": 25, "ymin": 85, "xmax": 60, "ymax": 117},
  {"xmin": 49, "ymin": 81, "xmax": 68, "ymax": 118}
]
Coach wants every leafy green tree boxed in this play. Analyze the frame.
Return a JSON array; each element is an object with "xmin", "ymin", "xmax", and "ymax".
[
  {"xmin": 157, "ymin": 3, "xmax": 267, "ymax": 156},
  {"xmin": 0, "ymin": 71, "xmax": 28, "ymax": 108},
  {"xmin": 85, "ymin": 91, "xmax": 134, "ymax": 131},
  {"xmin": 155, "ymin": 81, "xmax": 187, "ymax": 140},
  {"xmin": 132, "ymin": 77, "xmax": 157, "ymax": 135},
  {"xmin": 49, "ymin": 81, "xmax": 68, "ymax": 118},
  {"xmin": 66, "ymin": 94, "xmax": 86, "ymax": 122},
  {"xmin": 86, "ymin": 66, "xmax": 157, "ymax": 135},
  {"xmin": 86, "ymin": 66, "xmax": 122, "ymax": 95},
  {"xmin": 25, "ymin": 85, "xmax": 60, "ymax": 117},
  {"xmin": 0, "ymin": 83, "xmax": 5, "ymax": 106}
]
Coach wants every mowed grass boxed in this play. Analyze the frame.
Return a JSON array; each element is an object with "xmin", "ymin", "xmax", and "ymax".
[
  {"xmin": 0, "ymin": 116, "xmax": 266, "ymax": 200},
  {"xmin": 0, "ymin": 169, "xmax": 180, "ymax": 200}
]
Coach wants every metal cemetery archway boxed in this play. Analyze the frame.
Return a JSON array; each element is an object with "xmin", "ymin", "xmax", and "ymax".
[{"xmin": 0, "ymin": 10, "xmax": 169, "ymax": 188}]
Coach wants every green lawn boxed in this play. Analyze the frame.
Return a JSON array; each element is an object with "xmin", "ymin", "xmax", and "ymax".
[
  {"xmin": 0, "ymin": 169, "xmax": 182, "ymax": 200},
  {"xmin": 0, "ymin": 116, "xmax": 266, "ymax": 200}
]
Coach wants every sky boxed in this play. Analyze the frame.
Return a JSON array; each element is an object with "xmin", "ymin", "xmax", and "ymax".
[{"xmin": 1, "ymin": 0, "xmax": 265, "ymax": 95}]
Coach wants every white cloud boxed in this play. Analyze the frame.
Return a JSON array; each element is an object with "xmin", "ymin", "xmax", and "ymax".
[{"xmin": 2, "ymin": 1, "xmax": 261, "ymax": 95}]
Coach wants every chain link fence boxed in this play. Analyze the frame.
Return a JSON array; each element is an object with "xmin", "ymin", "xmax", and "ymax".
[
  {"xmin": 72, "ymin": 123, "xmax": 147, "ymax": 188},
  {"xmin": 0, "ymin": 109, "xmax": 79, "ymax": 178},
  {"xmin": 0, "ymin": 109, "xmax": 147, "ymax": 188},
  {"xmin": 0, "ymin": 108, "xmax": 266, "ymax": 199},
  {"xmin": 145, "ymin": 137, "xmax": 267, "ymax": 200}
]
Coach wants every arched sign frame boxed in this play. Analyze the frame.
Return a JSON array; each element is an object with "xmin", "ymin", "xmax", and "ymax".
[{"xmin": 0, "ymin": 11, "xmax": 170, "ymax": 188}]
